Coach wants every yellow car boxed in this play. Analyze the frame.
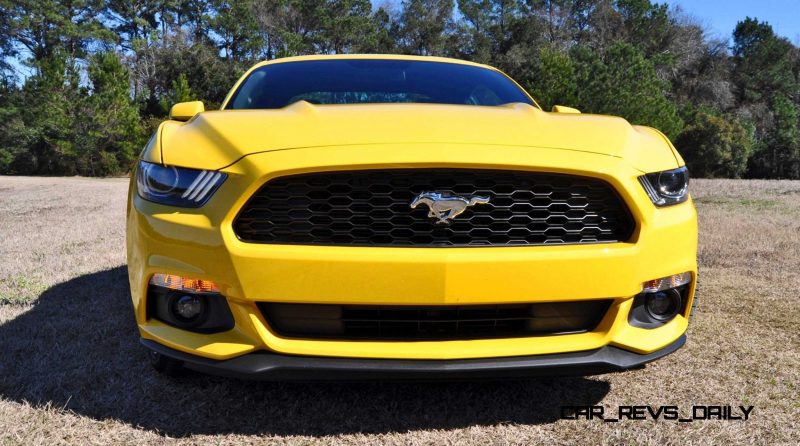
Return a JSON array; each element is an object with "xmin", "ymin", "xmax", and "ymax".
[{"xmin": 127, "ymin": 54, "xmax": 697, "ymax": 379}]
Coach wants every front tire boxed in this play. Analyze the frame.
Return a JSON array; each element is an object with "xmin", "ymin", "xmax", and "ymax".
[{"xmin": 149, "ymin": 350, "xmax": 184, "ymax": 377}]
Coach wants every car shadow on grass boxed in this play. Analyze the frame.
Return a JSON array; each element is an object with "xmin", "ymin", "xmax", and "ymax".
[{"xmin": 0, "ymin": 267, "xmax": 611, "ymax": 437}]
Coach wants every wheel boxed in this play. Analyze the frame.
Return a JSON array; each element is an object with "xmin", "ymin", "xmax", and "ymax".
[{"xmin": 149, "ymin": 350, "xmax": 184, "ymax": 377}]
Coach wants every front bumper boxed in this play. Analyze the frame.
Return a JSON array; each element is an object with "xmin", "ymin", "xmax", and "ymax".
[
  {"xmin": 127, "ymin": 143, "xmax": 697, "ymax": 364},
  {"xmin": 142, "ymin": 335, "xmax": 686, "ymax": 381}
]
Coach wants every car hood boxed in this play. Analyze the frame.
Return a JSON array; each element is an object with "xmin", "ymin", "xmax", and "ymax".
[{"xmin": 158, "ymin": 102, "xmax": 680, "ymax": 172}]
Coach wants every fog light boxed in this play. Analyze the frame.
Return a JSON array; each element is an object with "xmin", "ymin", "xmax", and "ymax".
[
  {"xmin": 171, "ymin": 294, "xmax": 205, "ymax": 322},
  {"xmin": 147, "ymin": 273, "xmax": 234, "ymax": 333},
  {"xmin": 629, "ymin": 272, "xmax": 693, "ymax": 329},
  {"xmin": 645, "ymin": 289, "xmax": 681, "ymax": 321}
]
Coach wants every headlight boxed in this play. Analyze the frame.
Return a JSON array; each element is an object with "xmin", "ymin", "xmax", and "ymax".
[
  {"xmin": 638, "ymin": 166, "xmax": 689, "ymax": 206},
  {"xmin": 136, "ymin": 161, "xmax": 226, "ymax": 207}
]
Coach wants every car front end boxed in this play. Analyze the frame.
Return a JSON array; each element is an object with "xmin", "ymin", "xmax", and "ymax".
[{"xmin": 126, "ymin": 55, "xmax": 697, "ymax": 380}]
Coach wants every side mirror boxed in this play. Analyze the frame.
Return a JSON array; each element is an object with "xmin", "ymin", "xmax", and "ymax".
[
  {"xmin": 169, "ymin": 101, "xmax": 205, "ymax": 121},
  {"xmin": 551, "ymin": 105, "xmax": 581, "ymax": 114}
]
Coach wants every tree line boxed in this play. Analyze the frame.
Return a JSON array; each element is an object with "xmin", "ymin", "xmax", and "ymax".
[{"xmin": 0, "ymin": 0, "xmax": 798, "ymax": 178}]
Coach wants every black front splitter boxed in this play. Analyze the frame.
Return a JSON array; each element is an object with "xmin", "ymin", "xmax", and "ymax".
[{"xmin": 141, "ymin": 335, "xmax": 685, "ymax": 381}]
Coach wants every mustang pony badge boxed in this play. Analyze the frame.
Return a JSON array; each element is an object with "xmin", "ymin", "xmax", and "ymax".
[{"xmin": 410, "ymin": 191, "xmax": 490, "ymax": 224}]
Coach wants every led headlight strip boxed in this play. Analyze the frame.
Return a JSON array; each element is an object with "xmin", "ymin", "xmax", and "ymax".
[
  {"xmin": 181, "ymin": 170, "xmax": 225, "ymax": 202},
  {"xmin": 137, "ymin": 161, "xmax": 226, "ymax": 207}
]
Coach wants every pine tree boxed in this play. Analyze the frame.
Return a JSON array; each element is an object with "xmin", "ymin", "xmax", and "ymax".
[
  {"xmin": 78, "ymin": 52, "xmax": 144, "ymax": 176},
  {"xmin": 17, "ymin": 53, "xmax": 82, "ymax": 174},
  {"xmin": 527, "ymin": 47, "xmax": 578, "ymax": 111},
  {"xmin": 160, "ymin": 73, "xmax": 196, "ymax": 114},
  {"xmin": 211, "ymin": 0, "xmax": 262, "ymax": 61},
  {"xmin": 395, "ymin": 0, "xmax": 455, "ymax": 56},
  {"xmin": 0, "ymin": 79, "xmax": 31, "ymax": 173},
  {"xmin": 732, "ymin": 18, "xmax": 799, "ymax": 178},
  {"xmin": 571, "ymin": 43, "xmax": 684, "ymax": 138}
]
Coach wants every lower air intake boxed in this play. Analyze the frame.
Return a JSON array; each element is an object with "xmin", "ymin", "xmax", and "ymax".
[{"xmin": 258, "ymin": 301, "xmax": 612, "ymax": 341}]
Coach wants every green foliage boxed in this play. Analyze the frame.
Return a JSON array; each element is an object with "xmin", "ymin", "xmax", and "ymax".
[
  {"xmin": 676, "ymin": 110, "xmax": 754, "ymax": 178},
  {"xmin": 0, "ymin": 81, "xmax": 31, "ymax": 173},
  {"xmin": 247, "ymin": 0, "xmax": 379, "ymax": 56},
  {"xmin": 1, "ymin": 52, "xmax": 142, "ymax": 175},
  {"xmin": 139, "ymin": 40, "xmax": 241, "ymax": 116},
  {"xmin": 395, "ymin": 0, "xmax": 456, "ymax": 56},
  {"xmin": 159, "ymin": 74, "xmax": 196, "ymax": 114},
  {"xmin": 364, "ymin": 7, "xmax": 397, "ymax": 53},
  {"xmin": 733, "ymin": 18, "xmax": 796, "ymax": 103},
  {"xmin": 730, "ymin": 18, "xmax": 799, "ymax": 178},
  {"xmin": 0, "ymin": 0, "xmax": 798, "ymax": 178},
  {"xmin": 748, "ymin": 94, "xmax": 800, "ymax": 178},
  {"xmin": 211, "ymin": 0, "xmax": 263, "ymax": 60},
  {"xmin": 527, "ymin": 47, "xmax": 578, "ymax": 110},
  {"xmin": 78, "ymin": 52, "xmax": 144, "ymax": 176},
  {"xmin": 15, "ymin": 53, "xmax": 82, "ymax": 175},
  {"xmin": 616, "ymin": 0, "xmax": 673, "ymax": 65},
  {"xmin": 570, "ymin": 43, "xmax": 684, "ymax": 138},
  {"xmin": 315, "ymin": 0, "xmax": 377, "ymax": 53},
  {"xmin": 456, "ymin": 0, "xmax": 541, "ymax": 69}
]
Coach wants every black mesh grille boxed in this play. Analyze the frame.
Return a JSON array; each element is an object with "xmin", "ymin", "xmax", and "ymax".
[
  {"xmin": 258, "ymin": 301, "xmax": 613, "ymax": 341},
  {"xmin": 233, "ymin": 169, "xmax": 634, "ymax": 246}
]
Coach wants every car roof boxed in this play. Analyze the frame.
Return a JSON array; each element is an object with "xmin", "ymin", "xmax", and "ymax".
[{"xmin": 248, "ymin": 54, "xmax": 496, "ymax": 71}]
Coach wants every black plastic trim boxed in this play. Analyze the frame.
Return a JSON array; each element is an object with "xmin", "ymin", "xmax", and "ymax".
[
  {"xmin": 146, "ymin": 286, "xmax": 235, "ymax": 334},
  {"xmin": 140, "ymin": 335, "xmax": 686, "ymax": 381}
]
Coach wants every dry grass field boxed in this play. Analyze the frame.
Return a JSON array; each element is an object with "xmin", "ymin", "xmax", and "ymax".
[{"xmin": 0, "ymin": 176, "xmax": 798, "ymax": 445}]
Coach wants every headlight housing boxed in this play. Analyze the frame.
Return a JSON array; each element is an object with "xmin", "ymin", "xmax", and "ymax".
[
  {"xmin": 638, "ymin": 166, "xmax": 689, "ymax": 206},
  {"xmin": 136, "ymin": 161, "xmax": 226, "ymax": 207}
]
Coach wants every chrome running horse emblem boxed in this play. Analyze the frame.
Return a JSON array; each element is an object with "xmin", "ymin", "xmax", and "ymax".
[{"xmin": 410, "ymin": 191, "xmax": 490, "ymax": 224}]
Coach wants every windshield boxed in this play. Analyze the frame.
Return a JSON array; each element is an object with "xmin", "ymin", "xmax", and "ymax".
[{"xmin": 225, "ymin": 59, "xmax": 535, "ymax": 109}]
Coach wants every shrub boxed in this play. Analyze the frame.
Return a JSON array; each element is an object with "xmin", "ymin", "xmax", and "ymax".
[{"xmin": 675, "ymin": 111, "xmax": 754, "ymax": 178}]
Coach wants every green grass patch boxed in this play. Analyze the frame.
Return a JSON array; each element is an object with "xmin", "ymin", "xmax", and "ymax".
[
  {"xmin": 694, "ymin": 196, "xmax": 778, "ymax": 211},
  {"xmin": 0, "ymin": 276, "xmax": 46, "ymax": 305}
]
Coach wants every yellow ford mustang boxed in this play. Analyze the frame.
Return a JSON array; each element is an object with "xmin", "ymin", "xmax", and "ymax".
[{"xmin": 127, "ymin": 54, "xmax": 697, "ymax": 379}]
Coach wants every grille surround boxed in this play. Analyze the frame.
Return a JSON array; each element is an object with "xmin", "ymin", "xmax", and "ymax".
[
  {"xmin": 258, "ymin": 301, "xmax": 613, "ymax": 341},
  {"xmin": 233, "ymin": 169, "xmax": 635, "ymax": 247}
]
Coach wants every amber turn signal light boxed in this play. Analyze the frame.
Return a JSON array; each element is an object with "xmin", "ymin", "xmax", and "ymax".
[
  {"xmin": 642, "ymin": 272, "xmax": 692, "ymax": 293},
  {"xmin": 149, "ymin": 273, "xmax": 220, "ymax": 294}
]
